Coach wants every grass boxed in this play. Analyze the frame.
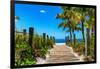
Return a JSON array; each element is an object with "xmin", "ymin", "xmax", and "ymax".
[
  {"xmin": 15, "ymin": 32, "xmax": 55, "ymax": 66},
  {"xmin": 15, "ymin": 33, "xmax": 36, "ymax": 66},
  {"xmin": 66, "ymin": 36, "xmax": 95, "ymax": 61}
]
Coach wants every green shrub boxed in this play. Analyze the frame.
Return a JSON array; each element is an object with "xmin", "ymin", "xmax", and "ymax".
[{"xmin": 15, "ymin": 33, "xmax": 36, "ymax": 66}]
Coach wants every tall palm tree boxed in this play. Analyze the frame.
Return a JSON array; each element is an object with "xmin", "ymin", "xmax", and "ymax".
[
  {"xmin": 77, "ymin": 8, "xmax": 95, "ymax": 56},
  {"xmin": 56, "ymin": 7, "xmax": 82, "ymax": 47},
  {"xmin": 84, "ymin": 8, "xmax": 95, "ymax": 56},
  {"xmin": 57, "ymin": 20, "xmax": 73, "ymax": 45},
  {"xmin": 56, "ymin": 6, "xmax": 95, "ymax": 57}
]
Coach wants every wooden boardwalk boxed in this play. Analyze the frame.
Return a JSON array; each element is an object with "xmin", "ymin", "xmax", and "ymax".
[{"xmin": 46, "ymin": 45, "xmax": 80, "ymax": 64}]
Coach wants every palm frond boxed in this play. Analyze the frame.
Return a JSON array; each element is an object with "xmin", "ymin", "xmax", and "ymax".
[
  {"xmin": 65, "ymin": 29, "xmax": 70, "ymax": 32},
  {"xmin": 75, "ymin": 27, "xmax": 82, "ymax": 31},
  {"xmin": 58, "ymin": 21, "xmax": 69, "ymax": 31}
]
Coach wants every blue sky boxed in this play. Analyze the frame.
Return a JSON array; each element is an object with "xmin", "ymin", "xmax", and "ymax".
[{"xmin": 15, "ymin": 4, "xmax": 82, "ymax": 39}]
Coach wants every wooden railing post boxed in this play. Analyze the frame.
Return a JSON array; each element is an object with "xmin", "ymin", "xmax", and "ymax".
[
  {"xmin": 50, "ymin": 36, "xmax": 52, "ymax": 40},
  {"xmin": 23, "ymin": 29, "xmax": 26, "ymax": 41},
  {"xmin": 28, "ymin": 27, "xmax": 36, "ymax": 59},
  {"xmin": 29, "ymin": 27, "xmax": 34, "ymax": 47},
  {"xmin": 53, "ymin": 36, "xmax": 55, "ymax": 44},
  {"xmin": 43, "ymin": 33, "xmax": 46, "ymax": 48},
  {"xmin": 47, "ymin": 35, "xmax": 49, "ymax": 40}
]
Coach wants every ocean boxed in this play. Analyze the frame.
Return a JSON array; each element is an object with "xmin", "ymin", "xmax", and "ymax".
[
  {"xmin": 55, "ymin": 39, "xmax": 65, "ymax": 43},
  {"xmin": 55, "ymin": 39, "xmax": 65, "ymax": 45},
  {"xmin": 55, "ymin": 39, "xmax": 82, "ymax": 45},
  {"xmin": 55, "ymin": 39, "xmax": 82, "ymax": 43}
]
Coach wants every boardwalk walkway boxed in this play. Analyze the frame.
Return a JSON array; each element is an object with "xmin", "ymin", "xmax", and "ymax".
[{"xmin": 46, "ymin": 45, "xmax": 81, "ymax": 64}]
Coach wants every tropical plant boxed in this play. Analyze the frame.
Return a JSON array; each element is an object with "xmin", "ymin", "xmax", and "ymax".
[
  {"xmin": 15, "ymin": 33, "xmax": 36, "ymax": 66},
  {"xmin": 56, "ymin": 6, "xmax": 82, "ymax": 47},
  {"xmin": 56, "ymin": 6, "xmax": 95, "ymax": 59}
]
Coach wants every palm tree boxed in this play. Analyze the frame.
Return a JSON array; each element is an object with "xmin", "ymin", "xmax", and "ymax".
[
  {"xmin": 57, "ymin": 20, "xmax": 73, "ymax": 45},
  {"xmin": 76, "ymin": 8, "xmax": 95, "ymax": 56},
  {"xmin": 84, "ymin": 8, "xmax": 95, "ymax": 56},
  {"xmin": 56, "ymin": 6, "xmax": 95, "ymax": 57},
  {"xmin": 56, "ymin": 7, "xmax": 82, "ymax": 47}
]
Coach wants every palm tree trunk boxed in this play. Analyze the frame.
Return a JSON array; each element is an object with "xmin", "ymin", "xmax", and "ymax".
[
  {"xmin": 72, "ymin": 29, "xmax": 75, "ymax": 47},
  {"xmin": 82, "ymin": 20, "xmax": 85, "ymax": 42},
  {"xmin": 84, "ymin": 28, "xmax": 87, "ymax": 56},
  {"xmin": 68, "ymin": 20, "xmax": 72, "ymax": 46},
  {"xmin": 86, "ymin": 28, "xmax": 90, "ymax": 56},
  {"xmin": 69, "ymin": 28, "xmax": 72, "ymax": 46},
  {"xmin": 74, "ymin": 33, "xmax": 76, "ymax": 48},
  {"xmin": 92, "ymin": 25, "xmax": 94, "ymax": 35}
]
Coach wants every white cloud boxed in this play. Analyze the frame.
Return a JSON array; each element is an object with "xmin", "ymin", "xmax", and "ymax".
[{"xmin": 40, "ymin": 10, "xmax": 46, "ymax": 13}]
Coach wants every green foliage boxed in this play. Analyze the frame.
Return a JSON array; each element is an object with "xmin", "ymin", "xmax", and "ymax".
[
  {"xmin": 33, "ymin": 34, "xmax": 54, "ymax": 58},
  {"xmin": 15, "ymin": 33, "xmax": 36, "ymax": 66},
  {"xmin": 89, "ymin": 34, "xmax": 95, "ymax": 58},
  {"xmin": 72, "ymin": 41, "xmax": 85, "ymax": 55},
  {"xmin": 15, "ymin": 49, "xmax": 36, "ymax": 66},
  {"xmin": 56, "ymin": 6, "xmax": 95, "ymax": 61},
  {"xmin": 46, "ymin": 39, "xmax": 54, "ymax": 49},
  {"xmin": 15, "ymin": 32, "xmax": 54, "ymax": 66}
]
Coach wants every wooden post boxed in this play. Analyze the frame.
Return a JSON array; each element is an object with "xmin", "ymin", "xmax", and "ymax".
[
  {"xmin": 47, "ymin": 35, "xmax": 49, "ymax": 40},
  {"xmin": 47, "ymin": 35, "xmax": 49, "ymax": 45},
  {"xmin": 43, "ymin": 33, "xmax": 46, "ymax": 40},
  {"xmin": 50, "ymin": 36, "xmax": 53, "ymax": 42},
  {"xmin": 43, "ymin": 33, "xmax": 46, "ymax": 48},
  {"xmin": 46, "ymin": 35, "xmax": 49, "ymax": 49},
  {"xmin": 50, "ymin": 36, "xmax": 54, "ymax": 48},
  {"xmin": 28, "ymin": 27, "xmax": 36, "ymax": 59},
  {"xmin": 50, "ymin": 36, "xmax": 52, "ymax": 40},
  {"xmin": 53, "ymin": 36, "xmax": 55, "ymax": 44},
  {"xmin": 29, "ymin": 27, "xmax": 34, "ymax": 47},
  {"xmin": 23, "ymin": 29, "xmax": 26, "ymax": 41}
]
